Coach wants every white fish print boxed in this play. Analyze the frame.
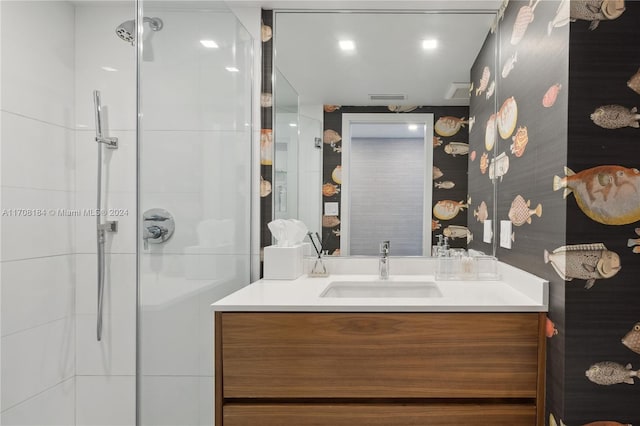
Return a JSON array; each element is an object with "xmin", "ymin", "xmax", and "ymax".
[{"xmin": 502, "ymin": 52, "xmax": 518, "ymax": 78}]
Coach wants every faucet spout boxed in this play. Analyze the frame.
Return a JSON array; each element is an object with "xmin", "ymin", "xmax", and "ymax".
[{"xmin": 379, "ymin": 240, "xmax": 390, "ymax": 280}]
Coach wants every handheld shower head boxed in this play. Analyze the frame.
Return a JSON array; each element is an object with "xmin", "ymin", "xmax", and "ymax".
[{"xmin": 115, "ymin": 17, "xmax": 163, "ymax": 45}]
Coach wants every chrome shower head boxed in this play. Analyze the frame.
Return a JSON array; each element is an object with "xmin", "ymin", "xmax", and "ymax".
[{"xmin": 115, "ymin": 17, "xmax": 163, "ymax": 45}]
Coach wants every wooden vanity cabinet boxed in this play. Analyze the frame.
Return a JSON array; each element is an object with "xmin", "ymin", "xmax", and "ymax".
[{"xmin": 215, "ymin": 312, "xmax": 546, "ymax": 425}]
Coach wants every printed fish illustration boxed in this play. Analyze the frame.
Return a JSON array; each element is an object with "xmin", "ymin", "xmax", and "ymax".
[
  {"xmin": 474, "ymin": 201, "xmax": 489, "ymax": 223},
  {"xmin": 510, "ymin": 126, "xmax": 529, "ymax": 157},
  {"xmin": 570, "ymin": 0, "xmax": 626, "ymax": 30},
  {"xmin": 444, "ymin": 142, "xmax": 469, "ymax": 157},
  {"xmin": 323, "ymin": 105, "xmax": 341, "ymax": 113},
  {"xmin": 469, "ymin": 116, "xmax": 476, "ymax": 132},
  {"xmin": 489, "ymin": 152, "xmax": 510, "ymax": 181},
  {"xmin": 470, "ymin": 151, "xmax": 477, "ymax": 162},
  {"xmin": 508, "ymin": 195, "xmax": 542, "ymax": 226},
  {"xmin": 622, "ymin": 322, "xmax": 640, "ymax": 355},
  {"xmin": 544, "ymin": 243, "xmax": 621, "ymax": 289},
  {"xmin": 476, "ymin": 66, "xmax": 490, "ymax": 96},
  {"xmin": 486, "ymin": 80, "xmax": 496, "ymax": 100},
  {"xmin": 543, "ymin": 84, "xmax": 562, "ymax": 108},
  {"xmin": 261, "ymin": 92, "xmax": 272, "ymax": 108},
  {"xmin": 553, "ymin": 165, "xmax": 640, "ymax": 225},
  {"xmin": 591, "ymin": 105, "xmax": 640, "ymax": 129},
  {"xmin": 548, "ymin": 0, "xmax": 570, "ymax": 35},
  {"xmin": 550, "ymin": 413, "xmax": 632, "ymax": 426},
  {"xmin": 434, "ymin": 181, "xmax": 455, "ymax": 189},
  {"xmin": 433, "ymin": 199, "xmax": 469, "ymax": 221},
  {"xmin": 388, "ymin": 105, "xmax": 420, "ymax": 113},
  {"xmin": 443, "ymin": 225, "xmax": 473, "ymax": 244},
  {"xmin": 485, "ymin": 114, "xmax": 497, "ymax": 151},
  {"xmin": 433, "ymin": 166, "xmax": 444, "ymax": 180},
  {"xmin": 628, "ymin": 227, "xmax": 640, "ymax": 253},
  {"xmin": 261, "ymin": 22, "xmax": 272, "ymax": 42},
  {"xmin": 432, "ymin": 219, "xmax": 441, "ymax": 231},
  {"xmin": 434, "ymin": 116, "xmax": 468, "ymax": 137},
  {"xmin": 586, "ymin": 361, "xmax": 637, "ymax": 386},
  {"xmin": 322, "ymin": 215, "xmax": 340, "ymax": 228},
  {"xmin": 260, "ymin": 176, "xmax": 271, "ymax": 197},
  {"xmin": 322, "ymin": 183, "xmax": 340, "ymax": 197},
  {"xmin": 546, "ymin": 318, "xmax": 558, "ymax": 338},
  {"xmin": 433, "ymin": 136, "xmax": 443, "ymax": 147},
  {"xmin": 331, "ymin": 166, "xmax": 342, "ymax": 184},
  {"xmin": 511, "ymin": 0, "xmax": 541, "ymax": 45},
  {"xmin": 260, "ymin": 129, "xmax": 273, "ymax": 165},
  {"xmin": 480, "ymin": 152, "xmax": 489, "ymax": 175},
  {"xmin": 323, "ymin": 129, "xmax": 342, "ymax": 144},
  {"xmin": 497, "ymin": 97, "xmax": 518, "ymax": 139},
  {"xmin": 628, "ymin": 68, "xmax": 640, "ymax": 95},
  {"xmin": 501, "ymin": 52, "xmax": 518, "ymax": 78}
]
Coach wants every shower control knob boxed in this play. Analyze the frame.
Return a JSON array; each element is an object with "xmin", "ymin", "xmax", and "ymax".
[{"xmin": 142, "ymin": 208, "xmax": 175, "ymax": 249}]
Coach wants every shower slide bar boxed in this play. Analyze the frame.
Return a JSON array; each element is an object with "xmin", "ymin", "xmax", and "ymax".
[{"xmin": 92, "ymin": 90, "xmax": 119, "ymax": 342}]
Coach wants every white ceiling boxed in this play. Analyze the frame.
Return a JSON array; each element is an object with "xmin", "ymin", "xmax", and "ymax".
[{"xmin": 270, "ymin": 2, "xmax": 500, "ymax": 107}]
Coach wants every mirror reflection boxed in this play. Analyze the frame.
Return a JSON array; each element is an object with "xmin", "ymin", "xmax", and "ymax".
[{"xmin": 272, "ymin": 8, "xmax": 499, "ymax": 256}]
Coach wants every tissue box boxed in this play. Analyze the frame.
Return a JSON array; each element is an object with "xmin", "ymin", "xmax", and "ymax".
[{"xmin": 264, "ymin": 245, "xmax": 303, "ymax": 280}]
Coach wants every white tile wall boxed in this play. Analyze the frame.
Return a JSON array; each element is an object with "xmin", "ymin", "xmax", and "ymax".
[
  {"xmin": 76, "ymin": 376, "xmax": 135, "ymax": 426},
  {"xmin": 1, "ymin": 318, "xmax": 75, "ymax": 410},
  {"xmin": 74, "ymin": 5, "xmax": 136, "ymax": 131},
  {"xmin": 140, "ymin": 376, "xmax": 200, "ymax": 426},
  {"xmin": 0, "ymin": 1, "xmax": 75, "ymax": 128},
  {"xmin": 1, "ymin": 112, "xmax": 75, "ymax": 191},
  {"xmin": 1, "ymin": 187, "xmax": 75, "ymax": 261},
  {"xmin": 0, "ymin": 378, "xmax": 75, "ymax": 426},
  {"xmin": 1, "ymin": 255, "xmax": 75, "ymax": 337}
]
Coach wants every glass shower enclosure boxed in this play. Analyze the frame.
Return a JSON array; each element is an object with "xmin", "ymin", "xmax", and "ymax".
[{"xmin": 0, "ymin": 1, "xmax": 252, "ymax": 424}]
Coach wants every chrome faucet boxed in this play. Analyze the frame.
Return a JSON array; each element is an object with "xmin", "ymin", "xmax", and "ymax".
[{"xmin": 379, "ymin": 240, "xmax": 390, "ymax": 280}]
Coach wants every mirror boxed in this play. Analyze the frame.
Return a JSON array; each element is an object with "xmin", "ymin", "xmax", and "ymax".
[{"xmin": 272, "ymin": 7, "xmax": 500, "ymax": 256}]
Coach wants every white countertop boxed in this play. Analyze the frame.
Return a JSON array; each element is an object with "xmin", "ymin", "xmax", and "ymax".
[{"xmin": 212, "ymin": 261, "xmax": 548, "ymax": 312}]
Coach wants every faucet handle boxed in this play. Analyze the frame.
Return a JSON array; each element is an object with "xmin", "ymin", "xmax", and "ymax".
[{"xmin": 380, "ymin": 240, "xmax": 390, "ymax": 254}]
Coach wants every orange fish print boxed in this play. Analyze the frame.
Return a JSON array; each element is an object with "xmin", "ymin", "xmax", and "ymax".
[{"xmin": 553, "ymin": 165, "xmax": 640, "ymax": 225}]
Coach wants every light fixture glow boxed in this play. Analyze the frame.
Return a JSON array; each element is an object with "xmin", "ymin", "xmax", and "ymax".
[
  {"xmin": 408, "ymin": 124, "xmax": 418, "ymax": 131},
  {"xmin": 200, "ymin": 39, "xmax": 219, "ymax": 48},
  {"xmin": 422, "ymin": 39, "xmax": 438, "ymax": 49},
  {"xmin": 225, "ymin": 66, "xmax": 240, "ymax": 72},
  {"xmin": 101, "ymin": 66, "xmax": 118, "ymax": 72},
  {"xmin": 339, "ymin": 40, "xmax": 356, "ymax": 51},
  {"xmin": 289, "ymin": 123, "xmax": 297, "ymax": 127}
]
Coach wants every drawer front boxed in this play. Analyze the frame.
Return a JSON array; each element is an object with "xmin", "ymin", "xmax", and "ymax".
[
  {"xmin": 221, "ymin": 312, "xmax": 541, "ymax": 398},
  {"xmin": 223, "ymin": 403, "xmax": 537, "ymax": 425}
]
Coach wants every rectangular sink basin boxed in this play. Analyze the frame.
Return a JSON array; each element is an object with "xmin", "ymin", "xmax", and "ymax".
[{"xmin": 320, "ymin": 281, "xmax": 442, "ymax": 298}]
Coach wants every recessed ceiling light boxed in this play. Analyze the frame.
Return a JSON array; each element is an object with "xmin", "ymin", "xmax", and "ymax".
[
  {"xmin": 225, "ymin": 66, "xmax": 239, "ymax": 72},
  {"xmin": 101, "ymin": 66, "xmax": 118, "ymax": 72},
  {"xmin": 422, "ymin": 39, "xmax": 438, "ymax": 49},
  {"xmin": 289, "ymin": 123, "xmax": 297, "ymax": 127},
  {"xmin": 200, "ymin": 39, "xmax": 219, "ymax": 48},
  {"xmin": 339, "ymin": 40, "xmax": 355, "ymax": 51},
  {"xmin": 408, "ymin": 124, "xmax": 418, "ymax": 131}
]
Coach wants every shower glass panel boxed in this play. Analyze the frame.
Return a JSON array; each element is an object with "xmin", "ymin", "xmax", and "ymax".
[{"xmin": 137, "ymin": 1, "xmax": 253, "ymax": 425}]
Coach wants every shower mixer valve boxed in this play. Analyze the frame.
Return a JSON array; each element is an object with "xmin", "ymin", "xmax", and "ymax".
[{"xmin": 142, "ymin": 208, "xmax": 175, "ymax": 249}]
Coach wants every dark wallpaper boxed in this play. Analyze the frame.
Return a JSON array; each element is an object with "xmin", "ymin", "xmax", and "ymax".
[
  {"xmin": 323, "ymin": 105, "xmax": 470, "ymax": 255},
  {"xmin": 470, "ymin": 0, "xmax": 640, "ymax": 424},
  {"xmin": 260, "ymin": 10, "xmax": 273, "ymax": 260}
]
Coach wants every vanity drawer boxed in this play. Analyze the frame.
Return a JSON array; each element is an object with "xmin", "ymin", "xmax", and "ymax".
[
  {"xmin": 223, "ymin": 403, "xmax": 537, "ymax": 425},
  {"xmin": 220, "ymin": 312, "xmax": 542, "ymax": 399}
]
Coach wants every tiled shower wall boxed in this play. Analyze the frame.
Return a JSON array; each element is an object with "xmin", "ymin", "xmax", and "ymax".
[{"xmin": 1, "ymin": 2, "xmax": 77, "ymax": 424}]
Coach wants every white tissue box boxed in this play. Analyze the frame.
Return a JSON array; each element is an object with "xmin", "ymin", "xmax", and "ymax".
[{"xmin": 264, "ymin": 245, "xmax": 303, "ymax": 280}]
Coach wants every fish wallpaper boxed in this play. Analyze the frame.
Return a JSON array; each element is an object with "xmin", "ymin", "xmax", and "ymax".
[
  {"xmin": 322, "ymin": 105, "xmax": 470, "ymax": 255},
  {"xmin": 260, "ymin": 10, "xmax": 274, "ymax": 264},
  {"xmin": 470, "ymin": 0, "xmax": 640, "ymax": 424}
]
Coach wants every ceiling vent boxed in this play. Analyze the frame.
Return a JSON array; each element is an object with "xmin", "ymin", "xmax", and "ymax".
[
  {"xmin": 445, "ymin": 82, "xmax": 471, "ymax": 100},
  {"xmin": 369, "ymin": 94, "xmax": 407, "ymax": 101}
]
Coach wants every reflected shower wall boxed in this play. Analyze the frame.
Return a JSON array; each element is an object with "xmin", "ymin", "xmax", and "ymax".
[{"xmin": 138, "ymin": 2, "xmax": 253, "ymax": 425}]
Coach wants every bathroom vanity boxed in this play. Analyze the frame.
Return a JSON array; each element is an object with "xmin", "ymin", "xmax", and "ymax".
[{"xmin": 213, "ymin": 259, "xmax": 548, "ymax": 426}]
